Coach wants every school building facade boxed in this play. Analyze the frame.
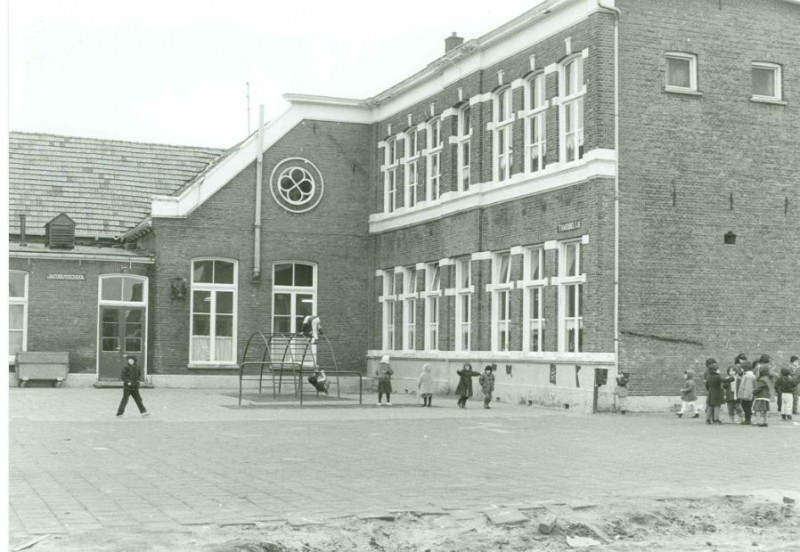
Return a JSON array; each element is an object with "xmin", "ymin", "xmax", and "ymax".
[{"xmin": 8, "ymin": 0, "xmax": 800, "ymax": 411}]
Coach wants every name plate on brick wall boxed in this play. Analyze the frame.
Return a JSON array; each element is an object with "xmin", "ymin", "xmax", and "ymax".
[
  {"xmin": 557, "ymin": 220, "xmax": 581, "ymax": 232},
  {"xmin": 47, "ymin": 273, "xmax": 85, "ymax": 280}
]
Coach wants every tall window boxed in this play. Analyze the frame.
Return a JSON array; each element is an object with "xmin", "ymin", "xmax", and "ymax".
[
  {"xmin": 561, "ymin": 56, "xmax": 585, "ymax": 163},
  {"xmin": 383, "ymin": 138, "xmax": 400, "ymax": 213},
  {"xmin": 404, "ymin": 128, "xmax": 422, "ymax": 208},
  {"xmin": 524, "ymin": 73, "xmax": 547, "ymax": 173},
  {"xmin": 665, "ymin": 52, "xmax": 697, "ymax": 93},
  {"xmin": 492, "ymin": 252, "xmax": 512, "ymax": 352},
  {"xmin": 454, "ymin": 258, "xmax": 472, "ymax": 351},
  {"xmin": 424, "ymin": 263, "xmax": 440, "ymax": 350},
  {"xmin": 493, "ymin": 87, "xmax": 514, "ymax": 182},
  {"xmin": 381, "ymin": 270, "xmax": 397, "ymax": 350},
  {"xmin": 402, "ymin": 267, "xmax": 417, "ymax": 350},
  {"xmin": 191, "ymin": 259, "xmax": 237, "ymax": 363},
  {"xmin": 558, "ymin": 241, "xmax": 585, "ymax": 352},
  {"xmin": 456, "ymin": 105, "xmax": 471, "ymax": 191},
  {"xmin": 9, "ymin": 271, "xmax": 28, "ymax": 358},
  {"xmin": 752, "ymin": 62, "xmax": 782, "ymax": 102},
  {"xmin": 426, "ymin": 118, "xmax": 442, "ymax": 201},
  {"xmin": 272, "ymin": 262, "xmax": 316, "ymax": 336},
  {"xmin": 522, "ymin": 247, "xmax": 546, "ymax": 352}
]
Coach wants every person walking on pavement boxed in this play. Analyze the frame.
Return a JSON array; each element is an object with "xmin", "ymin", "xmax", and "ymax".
[
  {"xmin": 478, "ymin": 365, "xmax": 496, "ymax": 409},
  {"xmin": 376, "ymin": 354, "xmax": 393, "ymax": 406},
  {"xmin": 455, "ymin": 363, "xmax": 480, "ymax": 408},
  {"xmin": 116, "ymin": 356, "xmax": 149, "ymax": 418},
  {"xmin": 677, "ymin": 369, "xmax": 701, "ymax": 418},
  {"xmin": 417, "ymin": 363, "xmax": 434, "ymax": 407},
  {"xmin": 775, "ymin": 367, "xmax": 797, "ymax": 421},
  {"xmin": 737, "ymin": 361, "xmax": 756, "ymax": 425}
]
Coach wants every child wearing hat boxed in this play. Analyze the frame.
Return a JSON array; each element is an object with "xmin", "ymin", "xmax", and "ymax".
[
  {"xmin": 417, "ymin": 363, "xmax": 434, "ymax": 407},
  {"xmin": 376, "ymin": 354, "xmax": 393, "ymax": 406},
  {"xmin": 455, "ymin": 363, "xmax": 480, "ymax": 408},
  {"xmin": 615, "ymin": 371, "xmax": 630, "ymax": 414},
  {"xmin": 677, "ymin": 369, "xmax": 701, "ymax": 418}
]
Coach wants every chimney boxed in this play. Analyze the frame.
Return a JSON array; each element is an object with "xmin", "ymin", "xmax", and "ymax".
[
  {"xmin": 445, "ymin": 32, "xmax": 464, "ymax": 54},
  {"xmin": 19, "ymin": 214, "xmax": 27, "ymax": 246}
]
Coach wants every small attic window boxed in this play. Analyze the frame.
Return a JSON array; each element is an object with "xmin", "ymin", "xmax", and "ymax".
[
  {"xmin": 724, "ymin": 231, "xmax": 736, "ymax": 245},
  {"xmin": 45, "ymin": 213, "xmax": 76, "ymax": 249}
]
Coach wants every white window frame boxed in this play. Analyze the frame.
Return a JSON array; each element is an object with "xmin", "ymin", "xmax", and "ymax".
[
  {"xmin": 383, "ymin": 138, "xmax": 400, "ymax": 213},
  {"xmin": 425, "ymin": 118, "xmax": 442, "ymax": 201},
  {"xmin": 401, "ymin": 267, "xmax": 418, "ymax": 351},
  {"xmin": 491, "ymin": 252, "xmax": 513, "ymax": 352},
  {"xmin": 557, "ymin": 241, "xmax": 586, "ymax": 353},
  {"xmin": 665, "ymin": 52, "xmax": 698, "ymax": 93},
  {"xmin": 380, "ymin": 270, "xmax": 397, "ymax": 351},
  {"xmin": 559, "ymin": 55, "xmax": 585, "ymax": 164},
  {"xmin": 9, "ymin": 270, "xmax": 29, "ymax": 362},
  {"xmin": 523, "ymin": 73, "xmax": 547, "ymax": 173},
  {"xmin": 521, "ymin": 246, "xmax": 546, "ymax": 352},
  {"xmin": 492, "ymin": 87, "xmax": 514, "ymax": 182},
  {"xmin": 403, "ymin": 128, "xmax": 422, "ymax": 208},
  {"xmin": 423, "ymin": 263, "xmax": 441, "ymax": 351},
  {"xmin": 454, "ymin": 258, "xmax": 473, "ymax": 352},
  {"xmin": 271, "ymin": 262, "xmax": 317, "ymax": 336},
  {"xmin": 751, "ymin": 62, "xmax": 783, "ymax": 102},
  {"xmin": 456, "ymin": 105, "xmax": 472, "ymax": 191},
  {"xmin": 190, "ymin": 258, "xmax": 238, "ymax": 365}
]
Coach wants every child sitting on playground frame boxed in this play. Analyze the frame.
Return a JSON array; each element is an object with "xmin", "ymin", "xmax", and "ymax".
[{"xmin": 308, "ymin": 368, "xmax": 329, "ymax": 394}]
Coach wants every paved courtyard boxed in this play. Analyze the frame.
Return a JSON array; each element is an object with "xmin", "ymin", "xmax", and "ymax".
[{"xmin": 8, "ymin": 387, "xmax": 800, "ymax": 540}]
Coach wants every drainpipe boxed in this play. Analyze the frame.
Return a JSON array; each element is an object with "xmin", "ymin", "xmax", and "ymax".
[
  {"xmin": 253, "ymin": 105, "xmax": 265, "ymax": 280},
  {"xmin": 19, "ymin": 214, "xmax": 27, "ymax": 246},
  {"xmin": 597, "ymin": 0, "xmax": 621, "ymax": 382}
]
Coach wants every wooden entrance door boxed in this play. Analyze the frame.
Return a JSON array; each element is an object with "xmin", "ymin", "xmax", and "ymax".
[{"xmin": 98, "ymin": 306, "xmax": 146, "ymax": 381}]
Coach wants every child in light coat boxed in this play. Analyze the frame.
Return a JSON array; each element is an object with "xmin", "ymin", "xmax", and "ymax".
[
  {"xmin": 677, "ymin": 369, "xmax": 700, "ymax": 418},
  {"xmin": 376, "ymin": 354, "xmax": 393, "ymax": 406},
  {"xmin": 737, "ymin": 361, "xmax": 756, "ymax": 425},
  {"xmin": 417, "ymin": 363, "xmax": 434, "ymax": 407}
]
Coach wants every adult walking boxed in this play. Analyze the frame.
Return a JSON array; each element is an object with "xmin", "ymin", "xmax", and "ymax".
[
  {"xmin": 116, "ymin": 356, "xmax": 149, "ymax": 418},
  {"xmin": 455, "ymin": 363, "xmax": 480, "ymax": 408}
]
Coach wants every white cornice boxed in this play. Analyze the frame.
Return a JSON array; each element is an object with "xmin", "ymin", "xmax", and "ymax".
[
  {"xmin": 9, "ymin": 251, "xmax": 155, "ymax": 264},
  {"xmin": 369, "ymin": 149, "xmax": 616, "ymax": 234}
]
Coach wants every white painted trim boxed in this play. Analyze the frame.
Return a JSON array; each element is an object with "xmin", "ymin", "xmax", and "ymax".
[
  {"xmin": 375, "ymin": 270, "xmax": 384, "ymax": 277},
  {"xmin": 581, "ymin": 234, "xmax": 590, "ymax": 244},
  {"xmin": 471, "ymin": 92, "xmax": 493, "ymax": 105},
  {"xmin": 438, "ymin": 257, "xmax": 455, "ymax": 267},
  {"xmin": 471, "ymin": 251, "xmax": 492, "ymax": 261},
  {"xmin": 415, "ymin": 262, "xmax": 427, "ymax": 270},
  {"xmin": 9, "ymin": 251, "xmax": 155, "ymax": 264},
  {"xmin": 370, "ymin": 150, "xmax": 616, "ymax": 234},
  {"xmin": 510, "ymin": 246, "xmax": 525, "ymax": 256},
  {"xmin": 511, "ymin": 78, "xmax": 524, "ymax": 89},
  {"xmin": 544, "ymin": 240, "xmax": 559, "ymax": 250},
  {"xmin": 441, "ymin": 107, "xmax": 458, "ymax": 120},
  {"xmin": 545, "ymin": 63, "xmax": 558, "ymax": 74},
  {"xmin": 366, "ymin": 349, "xmax": 616, "ymax": 364}
]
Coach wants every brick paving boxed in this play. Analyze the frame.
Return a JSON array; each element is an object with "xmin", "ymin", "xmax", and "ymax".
[{"xmin": 8, "ymin": 388, "xmax": 800, "ymax": 540}]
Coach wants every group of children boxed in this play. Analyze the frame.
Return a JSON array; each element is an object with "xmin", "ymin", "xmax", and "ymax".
[
  {"xmin": 679, "ymin": 354, "xmax": 799, "ymax": 427},
  {"xmin": 376, "ymin": 356, "xmax": 496, "ymax": 409}
]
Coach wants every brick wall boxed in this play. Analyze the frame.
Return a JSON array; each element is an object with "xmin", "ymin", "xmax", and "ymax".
[{"xmin": 616, "ymin": 0, "xmax": 800, "ymax": 395}]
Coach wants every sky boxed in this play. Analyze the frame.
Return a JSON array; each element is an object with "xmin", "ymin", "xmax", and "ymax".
[{"xmin": 8, "ymin": 0, "xmax": 545, "ymax": 149}]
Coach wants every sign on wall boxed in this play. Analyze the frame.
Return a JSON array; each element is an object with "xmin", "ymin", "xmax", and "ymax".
[
  {"xmin": 557, "ymin": 220, "xmax": 581, "ymax": 232},
  {"xmin": 46, "ymin": 273, "xmax": 85, "ymax": 280}
]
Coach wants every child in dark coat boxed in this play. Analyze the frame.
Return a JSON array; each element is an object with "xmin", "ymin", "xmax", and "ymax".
[
  {"xmin": 775, "ymin": 367, "xmax": 797, "ymax": 421},
  {"xmin": 752, "ymin": 365, "xmax": 772, "ymax": 427},
  {"xmin": 116, "ymin": 356, "xmax": 149, "ymax": 418},
  {"xmin": 704, "ymin": 359, "xmax": 730, "ymax": 425},
  {"xmin": 455, "ymin": 363, "xmax": 480, "ymax": 408},
  {"xmin": 478, "ymin": 365, "xmax": 496, "ymax": 409}
]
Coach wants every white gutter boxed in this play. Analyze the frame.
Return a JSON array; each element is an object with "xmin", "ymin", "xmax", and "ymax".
[
  {"xmin": 9, "ymin": 251, "xmax": 155, "ymax": 264},
  {"xmin": 597, "ymin": 0, "xmax": 621, "ymax": 383},
  {"xmin": 253, "ymin": 105, "xmax": 264, "ymax": 280}
]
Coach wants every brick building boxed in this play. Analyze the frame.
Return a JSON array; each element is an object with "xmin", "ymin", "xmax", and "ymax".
[{"xmin": 8, "ymin": 0, "xmax": 800, "ymax": 410}]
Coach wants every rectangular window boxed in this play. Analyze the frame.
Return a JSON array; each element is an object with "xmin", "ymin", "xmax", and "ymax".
[
  {"xmin": 9, "ymin": 271, "xmax": 28, "ymax": 358},
  {"xmin": 524, "ymin": 74, "xmax": 547, "ymax": 173},
  {"xmin": 384, "ymin": 138, "xmax": 400, "ymax": 213},
  {"xmin": 752, "ymin": 62, "xmax": 782, "ymax": 101},
  {"xmin": 561, "ymin": 57, "xmax": 585, "ymax": 163},
  {"xmin": 191, "ymin": 259, "xmax": 238, "ymax": 364},
  {"xmin": 493, "ymin": 87, "xmax": 514, "ymax": 182},
  {"xmin": 456, "ymin": 106, "xmax": 471, "ymax": 191},
  {"xmin": 402, "ymin": 267, "xmax": 417, "ymax": 350},
  {"xmin": 522, "ymin": 247, "xmax": 546, "ymax": 352},
  {"xmin": 424, "ymin": 263, "xmax": 440, "ymax": 350},
  {"xmin": 404, "ymin": 128, "xmax": 421, "ymax": 208},
  {"xmin": 492, "ymin": 252, "xmax": 512, "ymax": 352},
  {"xmin": 454, "ymin": 258, "xmax": 472, "ymax": 351},
  {"xmin": 665, "ymin": 52, "xmax": 697, "ymax": 92},
  {"xmin": 426, "ymin": 119, "xmax": 442, "ymax": 201},
  {"xmin": 558, "ymin": 241, "xmax": 586, "ymax": 353},
  {"xmin": 382, "ymin": 271, "xmax": 396, "ymax": 350}
]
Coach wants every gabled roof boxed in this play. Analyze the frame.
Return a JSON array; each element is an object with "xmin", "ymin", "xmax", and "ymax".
[{"xmin": 8, "ymin": 132, "xmax": 224, "ymax": 239}]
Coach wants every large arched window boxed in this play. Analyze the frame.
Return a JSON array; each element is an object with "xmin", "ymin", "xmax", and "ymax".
[
  {"xmin": 190, "ymin": 259, "xmax": 237, "ymax": 364},
  {"xmin": 272, "ymin": 262, "xmax": 316, "ymax": 334}
]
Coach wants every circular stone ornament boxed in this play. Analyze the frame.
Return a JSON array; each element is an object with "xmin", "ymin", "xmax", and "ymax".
[{"xmin": 269, "ymin": 157, "xmax": 324, "ymax": 213}]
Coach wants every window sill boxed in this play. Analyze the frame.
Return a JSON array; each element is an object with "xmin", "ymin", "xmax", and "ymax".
[
  {"xmin": 663, "ymin": 87, "xmax": 702, "ymax": 97},
  {"xmin": 187, "ymin": 364, "xmax": 239, "ymax": 370},
  {"xmin": 750, "ymin": 96, "xmax": 787, "ymax": 106}
]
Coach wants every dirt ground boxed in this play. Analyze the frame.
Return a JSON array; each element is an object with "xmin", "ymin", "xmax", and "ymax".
[{"xmin": 13, "ymin": 493, "xmax": 799, "ymax": 552}]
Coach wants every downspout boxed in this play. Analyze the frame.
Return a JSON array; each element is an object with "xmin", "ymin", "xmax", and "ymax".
[
  {"xmin": 597, "ymin": 0, "xmax": 621, "ymax": 382},
  {"xmin": 253, "ymin": 105, "xmax": 265, "ymax": 280}
]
